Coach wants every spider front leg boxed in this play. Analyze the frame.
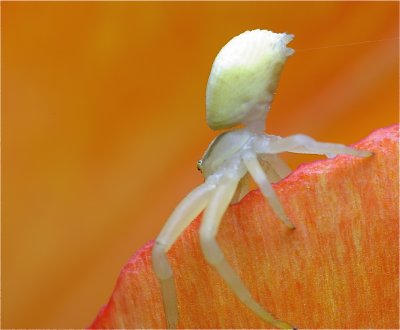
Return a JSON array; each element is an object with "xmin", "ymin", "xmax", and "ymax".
[
  {"xmin": 199, "ymin": 174, "xmax": 294, "ymax": 329},
  {"xmin": 243, "ymin": 151, "xmax": 295, "ymax": 229},
  {"xmin": 257, "ymin": 134, "xmax": 372, "ymax": 157},
  {"xmin": 152, "ymin": 180, "xmax": 216, "ymax": 329}
]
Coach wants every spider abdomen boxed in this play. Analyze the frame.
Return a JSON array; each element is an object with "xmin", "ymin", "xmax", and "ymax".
[{"xmin": 206, "ymin": 29, "xmax": 294, "ymax": 131}]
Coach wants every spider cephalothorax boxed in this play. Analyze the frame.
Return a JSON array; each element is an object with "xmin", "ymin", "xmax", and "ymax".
[{"xmin": 152, "ymin": 29, "xmax": 371, "ymax": 329}]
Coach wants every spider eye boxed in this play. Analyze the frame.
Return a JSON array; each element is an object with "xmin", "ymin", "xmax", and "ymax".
[{"xmin": 196, "ymin": 160, "xmax": 203, "ymax": 172}]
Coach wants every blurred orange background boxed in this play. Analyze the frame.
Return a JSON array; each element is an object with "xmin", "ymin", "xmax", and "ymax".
[{"xmin": 2, "ymin": 2, "xmax": 398, "ymax": 328}]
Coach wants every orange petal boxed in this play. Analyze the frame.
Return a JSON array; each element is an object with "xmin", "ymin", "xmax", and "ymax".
[{"xmin": 90, "ymin": 125, "xmax": 398, "ymax": 329}]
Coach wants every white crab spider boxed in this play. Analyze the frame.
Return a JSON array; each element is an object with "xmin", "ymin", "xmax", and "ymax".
[{"xmin": 152, "ymin": 29, "xmax": 371, "ymax": 329}]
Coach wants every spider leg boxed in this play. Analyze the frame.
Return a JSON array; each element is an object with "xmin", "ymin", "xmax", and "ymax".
[
  {"xmin": 258, "ymin": 155, "xmax": 282, "ymax": 183},
  {"xmin": 264, "ymin": 154, "xmax": 292, "ymax": 177},
  {"xmin": 243, "ymin": 151, "xmax": 295, "ymax": 229},
  {"xmin": 259, "ymin": 134, "xmax": 372, "ymax": 157},
  {"xmin": 152, "ymin": 180, "xmax": 216, "ymax": 329},
  {"xmin": 199, "ymin": 175, "xmax": 294, "ymax": 329},
  {"xmin": 259, "ymin": 154, "xmax": 291, "ymax": 183},
  {"xmin": 231, "ymin": 173, "xmax": 250, "ymax": 203}
]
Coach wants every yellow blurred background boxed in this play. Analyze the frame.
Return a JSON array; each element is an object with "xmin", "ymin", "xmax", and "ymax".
[{"xmin": 2, "ymin": 2, "xmax": 398, "ymax": 328}]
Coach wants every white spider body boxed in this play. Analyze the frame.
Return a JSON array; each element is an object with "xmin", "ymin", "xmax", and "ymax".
[
  {"xmin": 151, "ymin": 29, "xmax": 371, "ymax": 329},
  {"xmin": 199, "ymin": 129, "xmax": 251, "ymax": 179},
  {"xmin": 206, "ymin": 29, "xmax": 294, "ymax": 132}
]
